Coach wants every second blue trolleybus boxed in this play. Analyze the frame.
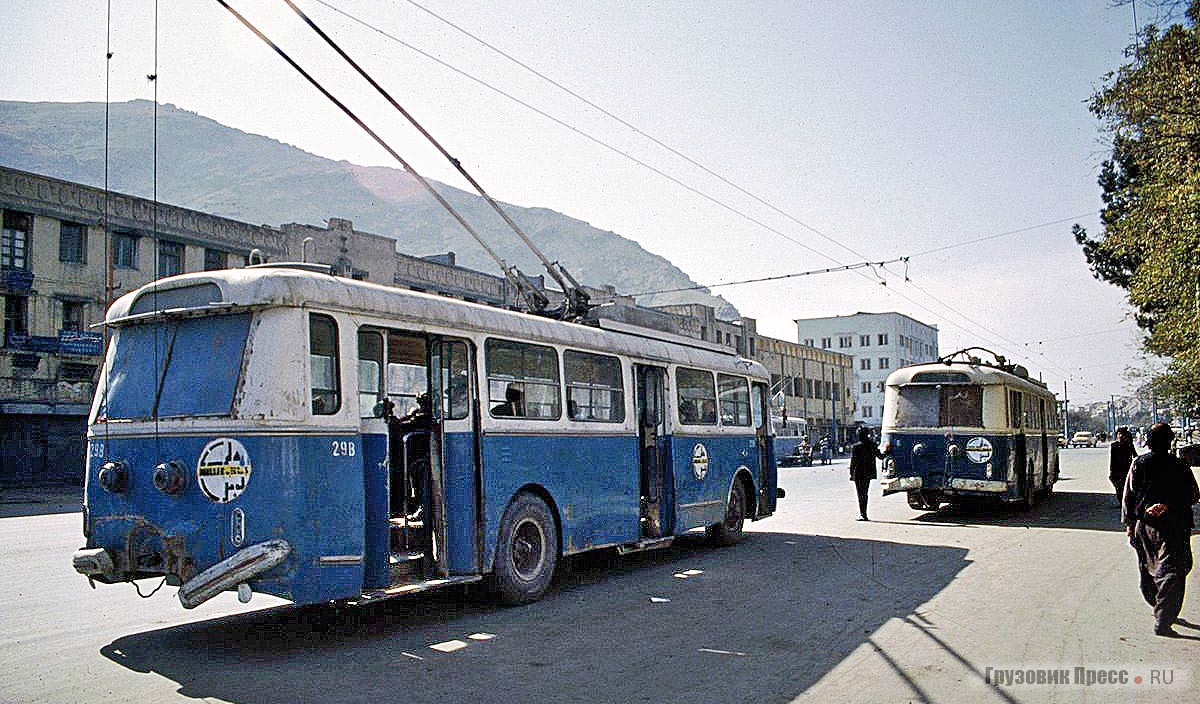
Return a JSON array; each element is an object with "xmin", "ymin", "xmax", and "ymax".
[
  {"xmin": 879, "ymin": 349, "xmax": 1060, "ymax": 511},
  {"xmin": 73, "ymin": 265, "xmax": 780, "ymax": 608}
]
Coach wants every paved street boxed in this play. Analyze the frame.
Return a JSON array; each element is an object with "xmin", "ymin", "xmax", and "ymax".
[{"xmin": 1, "ymin": 448, "xmax": 1197, "ymax": 704}]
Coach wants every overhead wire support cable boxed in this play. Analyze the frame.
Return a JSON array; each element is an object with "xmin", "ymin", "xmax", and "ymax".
[
  {"xmin": 284, "ymin": 0, "xmax": 588, "ymax": 319},
  {"xmin": 395, "ymin": 0, "xmax": 873, "ymax": 265},
  {"xmin": 214, "ymin": 0, "xmax": 548, "ymax": 314},
  {"xmin": 304, "ymin": 0, "xmax": 840, "ymax": 265},
  {"xmin": 628, "ymin": 257, "xmax": 908, "ymax": 297}
]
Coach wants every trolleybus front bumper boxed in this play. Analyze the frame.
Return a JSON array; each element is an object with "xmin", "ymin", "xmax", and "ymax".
[
  {"xmin": 177, "ymin": 539, "xmax": 291, "ymax": 609},
  {"xmin": 881, "ymin": 476, "xmax": 923, "ymax": 495}
]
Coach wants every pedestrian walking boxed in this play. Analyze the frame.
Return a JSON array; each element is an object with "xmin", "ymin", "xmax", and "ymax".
[
  {"xmin": 849, "ymin": 427, "xmax": 883, "ymax": 521},
  {"xmin": 818, "ymin": 435, "xmax": 832, "ymax": 465},
  {"xmin": 1109, "ymin": 427, "xmax": 1137, "ymax": 503},
  {"xmin": 1122, "ymin": 422, "xmax": 1200, "ymax": 637}
]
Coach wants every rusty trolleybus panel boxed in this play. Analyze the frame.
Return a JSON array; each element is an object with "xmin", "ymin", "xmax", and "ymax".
[
  {"xmin": 879, "ymin": 349, "xmax": 1060, "ymax": 512},
  {"xmin": 73, "ymin": 266, "xmax": 782, "ymax": 609}
]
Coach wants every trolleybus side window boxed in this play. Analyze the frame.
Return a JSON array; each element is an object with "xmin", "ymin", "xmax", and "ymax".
[
  {"xmin": 309, "ymin": 314, "xmax": 340, "ymax": 415},
  {"xmin": 676, "ymin": 367, "xmax": 717, "ymax": 425},
  {"xmin": 486, "ymin": 338, "xmax": 561, "ymax": 419},
  {"xmin": 358, "ymin": 330, "xmax": 384, "ymax": 418},
  {"xmin": 564, "ymin": 350, "xmax": 624, "ymax": 422},
  {"xmin": 441, "ymin": 340, "xmax": 470, "ymax": 421},
  {"xmin": 386, "ymin": 331, "xmax": 427, "ymax": 417},
  {"xmin": 718, "ymin": 373, "xmax": 751, "ymax": 426}
]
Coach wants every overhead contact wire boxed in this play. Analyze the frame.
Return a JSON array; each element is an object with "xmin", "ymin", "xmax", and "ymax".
[{"xmin": 214, "ymin": 0, "xmax": 539, "ymax": 312}]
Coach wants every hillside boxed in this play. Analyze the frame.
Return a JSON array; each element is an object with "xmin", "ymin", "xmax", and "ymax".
[{"xmin": 0, "ymin": 100, "xmax": 737, "ymax": 318}]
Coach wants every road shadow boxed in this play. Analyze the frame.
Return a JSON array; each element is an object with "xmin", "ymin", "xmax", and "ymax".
[
  {"xmin": 909, "ymin": 490, "xmax": 1126, "ymax": 532},
  {"xmin": 0, "ymin": 485, "xmax": 81, "ymax": 518},
  {"xmin": 101, "ymin": 533, "xmax": 969, "ymax": 704}
]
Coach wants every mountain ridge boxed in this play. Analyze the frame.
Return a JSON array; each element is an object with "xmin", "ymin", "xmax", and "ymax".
[{"xmin": 0, "ymin": 99, "xmax": 737, "ymax": 319}]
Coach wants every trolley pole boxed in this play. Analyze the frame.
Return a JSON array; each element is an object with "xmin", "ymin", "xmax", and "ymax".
[{"xmin": 1062, "ymin": 380, "xmax": 1069, "ymax": 438}]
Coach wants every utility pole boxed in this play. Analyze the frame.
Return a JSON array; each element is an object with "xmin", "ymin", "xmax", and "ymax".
[{"xmin": 1062, "ymin": 380, "xmax": 1069, "ymax": 438}]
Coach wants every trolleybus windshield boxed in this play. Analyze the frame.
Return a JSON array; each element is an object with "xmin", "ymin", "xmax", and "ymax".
[
  {"xmin": 890, "ymin": 384, "xmax": 983, "ymax": 428},
  {"xmin": 99, "ymin": 312, "xmax": 251, "ymax": 421}
]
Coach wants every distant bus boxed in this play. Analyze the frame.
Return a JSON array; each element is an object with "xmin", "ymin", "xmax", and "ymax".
[
  {"xmin": 771, "ymin": 415, "xmax": 810, "ymax": 465},
  {"xmin": 73, "ymin": 265, "xmax": 781, "ymax": 609},
  {"xmin": 880, "ymin": 353, "xmax": 1060, "ymax": 511}
]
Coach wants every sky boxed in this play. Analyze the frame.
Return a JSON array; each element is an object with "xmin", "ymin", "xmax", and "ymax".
[{"xmin": 0, "ymin": 0, "xmax": 1165, "ymax": 403}]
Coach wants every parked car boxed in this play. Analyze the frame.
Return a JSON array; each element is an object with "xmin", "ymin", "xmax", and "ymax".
[{"xmin": 1069, "ymin": 431, "xmax": 1097, "ymax": 448}]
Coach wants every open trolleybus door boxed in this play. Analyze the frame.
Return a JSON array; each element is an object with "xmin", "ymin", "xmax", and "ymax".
[
  {"xmin": 752, "ymin": 381, "xmax": 777, "ymax": 516},
  {"xmin": 635, "ymin": 364, "xmax": 672, "ymax": 539},
  {"xmin": 361, "ymin": 330, "xmax": 481, "ymax": 599}
]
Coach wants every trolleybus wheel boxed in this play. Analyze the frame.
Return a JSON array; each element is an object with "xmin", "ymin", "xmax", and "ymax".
[
  {"xmin": 1016, "ymin": 467, "xmax": 1034, "ymax": 512},
  {"xmin": 492, "ymin": 492, "xmax": 558, "ymax": 605},
  {"xmin": 707, "ymin": 480, "xmax": 747, "ymax": 546},
  {"xmin": 907, "ymin": 491, "xmax": 927, "ymax": 510}
]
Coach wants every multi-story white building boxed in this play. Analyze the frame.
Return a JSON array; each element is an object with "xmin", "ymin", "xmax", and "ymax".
[{"xmin": 795, "ymin": 312, "xmax": 939, "ymax": 428}]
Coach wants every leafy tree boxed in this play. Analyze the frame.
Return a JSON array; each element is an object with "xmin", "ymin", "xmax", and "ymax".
[{"xmin": 1075, "ymin": 1, "xmax": 1200, "ymax": 415}]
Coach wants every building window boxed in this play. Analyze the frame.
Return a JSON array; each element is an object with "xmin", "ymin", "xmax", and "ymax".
[
  {"xmin": 877, "ymin": 381, "xmax": 885, "ymax": 392},
  {"xmin": 204, "ymin": 248, "xmax": 228, "ymax": 271},
  {"xmin": 1, "ymin": 211, "xmax": 32, "ymax": 270},
  {"xmin": 879, "ymin": 357, "xmax": 890, "ymax": 369},
  {"xmin": 59, "ymin": 221, "xmax": 87, "ymax": 263},
  {"xmin": 113, "ymin": 232, "xmax": 138, "ymax": 269},
  {"xmin": 861, "ymin": 358, "xmax": 871, "ymax": 370},
  {"xmin": 825, "ymin": 380, "xmax": 833, "ymax": 399},
  {"xmin": 748, "ymin": 337, "xmax": 755, "ymax": 356},
  {"xmin": 859, "ymin": 334, "xmax": 870, "ymax": 346},
  {"xmin": 61, "ymin": 300, "xmax": 85, "ymax": 332},
  {"xmin": 838, "ymin": 335, "xmax": 852, "ymax": 348},
  {"xmin": 803, "ymin": 338, "xmax": 814, "ymax": 347},
  {"xmin": 821, "ymin": 337, "xmax": 831, "ymax": 349},
  {"xmin": 60, "ymin": 362, "xmax": 96, "ymax": 382},
  {"xmin": 862, "ymin": 381, "xmax": 871, "ymax": 393},
  {"xmin": 700, "ymin": 325, "xmax": 708, "ymax": 341},
  {"xmin": 158, "ymin": 240, "xmax": 184, "ymax": 277},
  {"xmin": 4, "ymin": 295, "xmax": 29, "ymax": 342},
  {"xmin": 878, "ymin": 333, "xmax": 889, "ymax": 345},
  {"xmin": 863, "ymin": 405, "xmax": 873, "ymax": 418},
  {"xmin": 734, "ymin": 335, "xmax": 742, "ymax": 351}
]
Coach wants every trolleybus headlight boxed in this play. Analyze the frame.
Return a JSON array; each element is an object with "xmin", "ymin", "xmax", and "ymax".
[
  {"xmin": 912, "ymin": 442, "xmax": 927, "ymax": 457},
  {"xmin": 98, "ymin": 460, "xmax": 128, "ymax": 494},
  {"xmin": 153, "ymin": 460, "xmax": 188, "ymax": 495},
  {"xmin": 947, "ymin": 444, "xmax": 962, "ymax": 458}
]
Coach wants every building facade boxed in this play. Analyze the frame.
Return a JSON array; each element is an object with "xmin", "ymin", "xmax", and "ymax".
[{"xmin": 795, "ymin": 312, "xmax": 939, "ymax": 429}]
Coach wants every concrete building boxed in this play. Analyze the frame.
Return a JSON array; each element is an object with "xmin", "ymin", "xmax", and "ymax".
[{"xmin": 795, "ymin": 312, "xmax": 939, "ymax": 429}]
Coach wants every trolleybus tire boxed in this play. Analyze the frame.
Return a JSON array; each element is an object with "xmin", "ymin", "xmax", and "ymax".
[
  {"xmin": 492, "ymin": 492, "xmax": 558, "ymax": 605},
  {"xmin": 907, "ymin": 491, "xmax": 927, "ymax": 510},
  {"xmin": 707, "ymin": 480, "xmax": 747, "ymax": 546}
]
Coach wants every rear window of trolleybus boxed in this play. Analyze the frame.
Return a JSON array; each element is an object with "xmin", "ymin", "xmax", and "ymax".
[
  {"xmin": 97, "ymin": 313, "xmax": 252, "ymax": 421},
  {"xmin": 888, "ymin": 384, "xmax": 983, "ymax": 428}
]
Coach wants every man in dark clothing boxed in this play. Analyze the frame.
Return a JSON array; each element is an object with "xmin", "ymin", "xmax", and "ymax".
[
  {"xmin": 1109, "ymin": 427, "xmax": 1137, "ymax": 502},
  {"xmin": 850, "ymin": 427, "xmax": 883, "ymax": 521},
  {"xmin": 1122, "ymin": 422, "xmax": 1200, "ymax": 637}
]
